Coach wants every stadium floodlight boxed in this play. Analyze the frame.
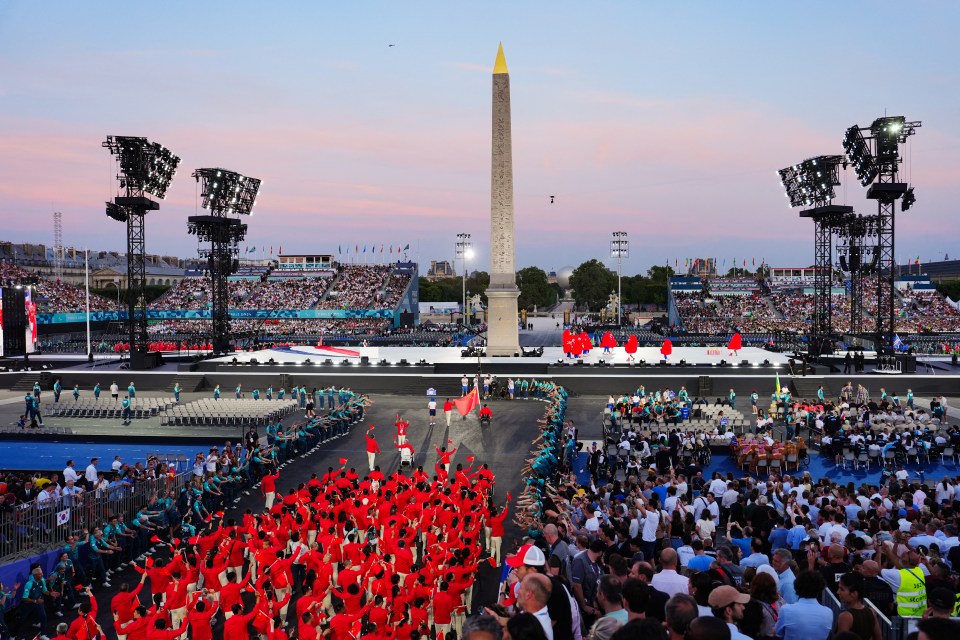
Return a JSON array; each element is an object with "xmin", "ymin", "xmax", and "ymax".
[
  {"xmin": 103, "ymin": 136, "xmax": 180, "ymax": 199},
  {"xmin": 192, "ymin": 168, "xmax": 262, "ymax": 216},
  {"xmin": 102, "ymin": 134, "xmax": 178, "ymax": 370},
  {"xmin": 778, "ymin": 155, "xmax": 844, "ymax": 208},
  {"xmin": 901, "ymin": 187, "xmax": 916, "ymax": 211},
  {"xmin": 105, "ymin": 202, "xmax": 128, "ymax": 222},
  {"xmin": 189, "ymin": 167, "xmax": 261, "ymax": 356},
  {"xmin": 843, "ymin": 126, "xmax": 877, "ymax": 186}
]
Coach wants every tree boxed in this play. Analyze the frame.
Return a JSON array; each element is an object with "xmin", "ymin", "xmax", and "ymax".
[
  {"xmin": 569, "ymin": 259, "xmax": 616, "ymax": 311},
  {"xmin": 646, "ymin": 265, "xmax": 675, "ymax": 284},
  {"xmin": 516, "ymin": 266, "xmax": 555, "ymax": 310},
  {"xmin": 725, "ymin": 267, "xmax": 753, "ymax": 278},
  {"xmin": 466, "ymin": 271, "xmax": 489, "ymax": 301}
]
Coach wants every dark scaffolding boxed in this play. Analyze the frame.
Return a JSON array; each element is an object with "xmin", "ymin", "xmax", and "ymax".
[
  {"xmin": 189, "ymin": 168, "xmax": 262, "ymax": 355},
  {"xmin": 780, "ymin": 155, "xmax": 849, "ymax": 355},
  {"xmin": 844, "ymin": 117, "xmax": 920, "ymax": 354},
  {"xmin": 103, "ymin": 136, "xmax": 179, "ymax": 370}
]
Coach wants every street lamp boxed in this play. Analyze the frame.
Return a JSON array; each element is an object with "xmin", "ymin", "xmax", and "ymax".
[
  {"xmin": 456, "ymin": 233, "xmax": 473, "ymax": 325},
  {"xmin": 610, "ymin": 231, "xmax": 629, "ymax": 325}
]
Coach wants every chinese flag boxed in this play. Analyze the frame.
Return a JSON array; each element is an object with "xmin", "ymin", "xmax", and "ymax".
[
  {"xmin": 487, "ymin": 557, "xmax": 498, "ymax": 567},
  {"xmin": 339, "ymin": 457, "xmax": 347, "ymax": 465},
  {"xmin": 466, "ymin": 455, "xmax": 475, "ymax": 463},
  {"xmin": 453, "ymin": 388, "xmax": 480, "ymax": 417}
]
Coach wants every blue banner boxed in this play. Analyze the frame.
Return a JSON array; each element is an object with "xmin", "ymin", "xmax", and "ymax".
[{"xmin": 38, "ymin": 309, "xmax": 395, "ymax": 324}]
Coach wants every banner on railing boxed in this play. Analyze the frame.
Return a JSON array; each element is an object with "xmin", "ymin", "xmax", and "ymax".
[{"xmin": 37, "ymin": 309, "xmax": 396, "ymax": 324}]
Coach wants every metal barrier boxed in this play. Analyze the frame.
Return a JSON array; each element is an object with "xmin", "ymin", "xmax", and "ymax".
[
  {"xmin": 0, "ymin": 472, "xmax": 193, "ymax": 564},
  {"xmin": 821, "ymin": 587, "xmax": 844, "ymax": 622},
  {"xmin": 865, "ymin": 598, "xmax": 899, "ymax": 640}
]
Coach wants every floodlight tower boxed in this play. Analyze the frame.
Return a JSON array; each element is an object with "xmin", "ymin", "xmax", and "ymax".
[
  {"xmin": 779, "ymin": 155, "xmax": 851, "ymax": 356},
  {"xmin": 103, "ymin": 136, "xmax": 180, "ymax": 369},
  {"xmin": 610, "ymin": 231, "xmax": 628, "ymax": 325},
  {"xmin": 843, "ymin": 117, "xmax": 920, "ymax": 354},
  {"xmin": 455, "ymin": 233, "xmax": 473, "ymax": 325},
  {"xmin": 189, "ymin": 168, "xmax": 262, "ymax": 355}
]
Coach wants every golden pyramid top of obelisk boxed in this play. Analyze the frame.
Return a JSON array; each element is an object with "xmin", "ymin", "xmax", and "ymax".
[{"xmin": 493, "ymin": 42, "xmax": 508, "ymax": 75}]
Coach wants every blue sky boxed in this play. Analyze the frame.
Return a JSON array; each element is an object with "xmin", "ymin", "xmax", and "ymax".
[{"xmin": 0, "ymin": 1, "xmax": 957, "ymax": 276}]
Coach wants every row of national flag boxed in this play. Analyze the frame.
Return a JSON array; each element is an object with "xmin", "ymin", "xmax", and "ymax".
[
  {"xmin": 673, "ymin": 258, "xmax": 765, "ymax": 268},
  {"xmin": 339, "ymin": 244, "xmax": 410, "ymax": 255},
  {"xmin": 240, "ymin": 244, "xmax": 410, "ymax": 256}
]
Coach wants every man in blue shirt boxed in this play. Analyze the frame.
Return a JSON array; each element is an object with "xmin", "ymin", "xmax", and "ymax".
[
  {"xmin": 775, "ymin": 570, "xmax": 833, "ymax": 640},
  {"xmin": 772, "ymin": 549, "xmax": 799, "ymax": 604},
  {"xmin": 769, "ymin": 519, "xmax": 790, "ymax": 551},
  {"xmin": 740, "ymin": 538, "xmax": 771, "ymax": 568}
]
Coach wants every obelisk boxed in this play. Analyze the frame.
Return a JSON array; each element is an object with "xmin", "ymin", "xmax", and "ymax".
[{"xmin": 486, "ymin": 42, "xmax": 521, "ymax": 357}]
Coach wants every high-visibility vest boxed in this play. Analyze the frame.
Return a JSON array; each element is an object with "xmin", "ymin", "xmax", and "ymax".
[{"xmin": 896, "ymin": 568, "xmax": 926, "ymax": 616}]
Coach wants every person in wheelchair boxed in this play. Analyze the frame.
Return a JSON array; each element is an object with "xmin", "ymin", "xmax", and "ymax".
[{"xmin": 479, "ymin": 404, "xmax": 492, "ymax": 425}]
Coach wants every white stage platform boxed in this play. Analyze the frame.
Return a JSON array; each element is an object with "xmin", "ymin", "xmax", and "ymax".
[{"xmin": 216, "ymin": 345, "xmax": 792, "ymax": 367}]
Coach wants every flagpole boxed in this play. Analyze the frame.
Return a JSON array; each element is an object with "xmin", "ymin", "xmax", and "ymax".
[{"xmin": 85, "ymin": 248, "xmax": 92, "ymax": 362}]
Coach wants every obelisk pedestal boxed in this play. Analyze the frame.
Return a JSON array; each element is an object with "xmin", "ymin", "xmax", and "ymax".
[{"xmin": 486, "ymin": 42, "xmax": 521, "ymax": 357}]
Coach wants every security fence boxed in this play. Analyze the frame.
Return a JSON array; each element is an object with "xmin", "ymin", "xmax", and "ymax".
[{"xmin": 0, "ymin": 472, "xmax": 193, "ymax": 564}]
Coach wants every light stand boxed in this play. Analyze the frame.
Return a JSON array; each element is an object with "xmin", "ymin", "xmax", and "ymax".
[
  {"xmin": 844, "ymin": 116, "xmax": 921, "ymax": 354},
  {"xmin": 103, "ymin": 136, "xmax": 179, "ymax": 370},
  {"xmin": 455, "ymin": 233, "xmax": 473, "ymax": 326},
  {"xmin": 611, "ymin": 231, "xmax": 628, "ymax": 325},
  {"xmin": 780, "ymin": 155, "xmax": 850, "ymax": 356},
  {"xmin": 189, "ymin": 168, "xmax": 262, "ymax": 355}
]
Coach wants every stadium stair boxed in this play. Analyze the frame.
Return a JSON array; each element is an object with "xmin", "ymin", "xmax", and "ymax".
[
  {"xmin": 169, "ymin": 374, "xmax": 205, "ymax": 393},
  {"xmin": 12, "ymin": 371, "xmax": 50, "ymax": 391},
  {"xmin": 317, "ymin": 269, "xmax": 344, "ymax": 304},
  {"xmin": 379, "ymin": 265, "xmax": 395, "ymax": 300},
  {"xmin": 790, "ymin": 378, "xmax": 830, "ymax": 402}
]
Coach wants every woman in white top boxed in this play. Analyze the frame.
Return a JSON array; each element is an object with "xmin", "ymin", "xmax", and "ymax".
[{"xmin": 696, "ymin": 510, "xmax": 716, "ymax": 540}]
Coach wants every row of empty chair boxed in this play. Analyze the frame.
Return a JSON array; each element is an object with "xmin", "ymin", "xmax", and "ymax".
[
  {"xmin": 0, "ymin": 426, "xmax": 72, "ymax": 435},
  {"xmin": 43, "ymin": 396, "xmax": 177, "ymax": 419},
  {"xmin": 159, "ymin": 398, "xmax": 299, "ymax": 427}
]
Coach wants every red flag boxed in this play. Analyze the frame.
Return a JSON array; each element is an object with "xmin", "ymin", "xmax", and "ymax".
[
  {"xmin": 188, "ymin": 536, "xmax": 200, "ymax": 545},
  {"xmin": 145, "ymin": 557, "xmax": 154, "ymax": 568},
  {"xmin": 74, "ymin": 584, "xmax": 84, "ymax": 591},
  {"xmin": 215, "ymin": 510, "xmax": 224, "ymax": 518},
  {"xmin": 466, "ymin": 455, "xmax": 475, "ymax": 463},
  {"xmin": 507, "ymin": 491, "xmax": 512, "ymax": 501},
  {"xmin": 453, "ymin": 387, "xmax": 480, "ymax": 417},
  {"xmin": 368, "ymin": 424, "xmax": 375, "ymax": 430},
  {"xmin": 487, "ymin": 557, "xmax": 498, "ymax": 567},
  {"xmin": 171, "ymin": 538, "xmax": 181, "ymax": 546},
  {"xmin": 448, "ymin": 439, "xmax": 453, "ymax": 444},
  {"xmin": 150, "ymin": 535, "xmax": 162, "ymax": 543},
  {"xmin": 339, "ymin": 457, "xmax": 347, "ymax": 465}
]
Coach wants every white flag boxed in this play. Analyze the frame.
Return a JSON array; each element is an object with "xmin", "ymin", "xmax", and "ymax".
[{"xmin": 56, "ymin": 508, "xmax": 70, "ymax": 526}]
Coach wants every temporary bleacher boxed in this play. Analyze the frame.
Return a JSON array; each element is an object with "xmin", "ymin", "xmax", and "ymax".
[{"xmin": 159, "ymin": 398, "xmax": 298, "ymax": 427}]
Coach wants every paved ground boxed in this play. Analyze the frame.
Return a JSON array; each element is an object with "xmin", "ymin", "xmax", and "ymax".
[{"xmin": 0, "ymin": 387, "xmax": 604, "ymax": 638}]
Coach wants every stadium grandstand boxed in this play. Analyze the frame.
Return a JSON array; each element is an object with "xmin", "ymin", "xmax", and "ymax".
[{"xmin": 6, "ymin": 238, "xmax": 960, "ymax": 354}]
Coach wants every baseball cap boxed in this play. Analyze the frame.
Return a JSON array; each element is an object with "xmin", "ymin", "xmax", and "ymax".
[
  {"xmin": 708, "ymin": 585, "xmax": 751, "ymax": 609},
  {"xmin": 506, "ymin": 544, "xmax": 546, "ymax": 568},
  {"xmin": 929, "ymin": 587, "xmax": 955, "ymax": 611}
]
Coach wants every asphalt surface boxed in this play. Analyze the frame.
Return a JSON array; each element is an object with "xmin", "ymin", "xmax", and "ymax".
[{"xmin": 3, "ymin": 391, "xmax": 607, "ymax": 639}]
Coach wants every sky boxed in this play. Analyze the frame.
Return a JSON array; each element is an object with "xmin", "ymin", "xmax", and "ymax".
[{"xmin": 1, "ymin": 1, "xmax": 958, "ymax": 277}]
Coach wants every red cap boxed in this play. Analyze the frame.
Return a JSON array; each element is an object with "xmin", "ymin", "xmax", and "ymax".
[{"xmin": 506, "ymin": 544, "xmax": 546, "ymax": 568}]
